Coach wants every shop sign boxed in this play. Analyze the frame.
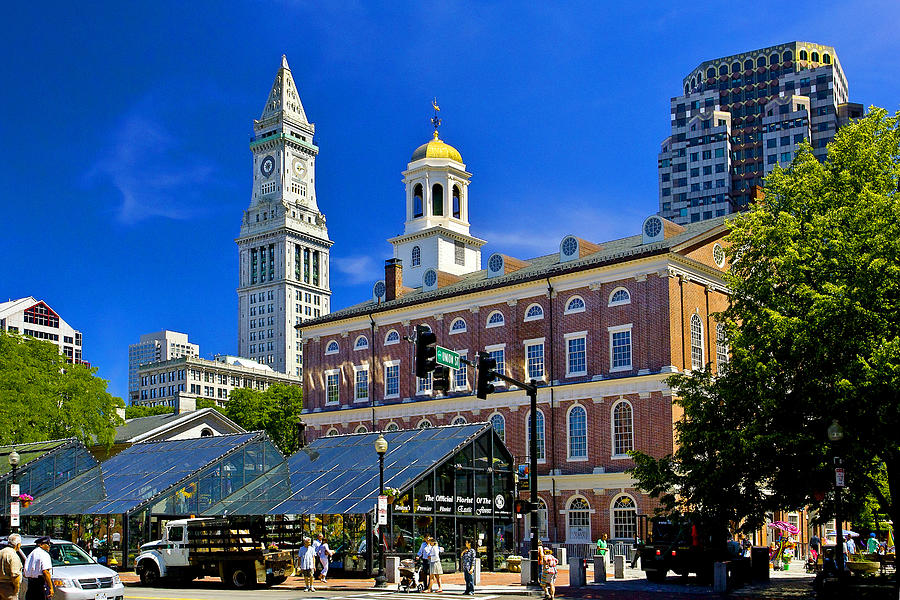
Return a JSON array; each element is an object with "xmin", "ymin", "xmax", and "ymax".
[
  {"xmin": 456, "ymin": 495, "xmax": 473, "ymax": 514},
  {"xmin": 416, "ymin": 494, "xmax": 434, "ymax": 513},
  {"xmin": 394, "ymin": 493, "xmax": 412, "ymax": 513},
  {"xmin": 475, "ymin": 496, "xmax": 493, "ymax": 516},
  {"xmin": 435, "ymin": 494, "xmax": 454, "ymax": 514},
  {"xmin": 10, "ymin": 501, "xmax": 19, "ymax": 527}
]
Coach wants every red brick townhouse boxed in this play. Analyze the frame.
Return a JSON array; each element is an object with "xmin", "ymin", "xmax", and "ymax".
[{"xmin": 298, "ymin": 131, "xmax": 731, "ymax": 555}]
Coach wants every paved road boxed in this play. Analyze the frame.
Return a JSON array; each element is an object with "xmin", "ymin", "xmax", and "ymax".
[{"xmin": 125, "ymin": 587, "xmax": 517, "ymax": 600}]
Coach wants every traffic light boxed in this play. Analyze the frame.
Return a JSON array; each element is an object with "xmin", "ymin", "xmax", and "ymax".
[
  {"xmin": 432, "ymin": 365, "xmax": 451, "ymax": 394},
  {"xmin": 514, "ymin": 499, "xmax": 534, "ymax": 515},
  {"xmin": 414, "ymin": 324, "xmax": 437, "ymax": 378},
  {"xmin": 475, "ymin": 352, "xmax": 497, "ymax": 399}
]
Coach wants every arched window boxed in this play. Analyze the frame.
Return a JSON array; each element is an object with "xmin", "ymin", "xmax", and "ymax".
[
  {"xmin": 412, "ymin": 246, "xmax": 421, "ymax": 267},
  {"xmin": 568, "ymin": 405, "xmax": 587, "ymax": 459},
  {"xmin": 783, "ymin": 50, "xmax": 793, "ymax": 62},
  {"xmin": 565, "ymin": 296, "xmax": 586, "ymax": 314},
  {"xmin": 811, "ymin": 51, "xmax": 819, "ymax": 62},
  {"xmin": 385, "ymin": 422, "xmax": 399, "ymax": 431},
  {"xmin": 731, "ymin": 61, "xmax": 740, "ymax": 74},
  {"xmin": 490, "ymin": 413, "xmax": 505, "ymax": 442},
  {"xmin": 200, "ymin": 428, "xmax": 214, "ymax": 437},
  {"xmin": 325, "ymin": 340, "xmax": 339, "ymax": 355},
  {"xmin": 690, "ymin": 314, "xmax": 704, "ymax": 370},
  {"xmin": 450, "ymin": 318, "xmax": 467, "ymax": 333},
  {"xmin": 326, "ymin": 427, "xmax": 339, "ymax": 437},
  {"xmin": 526, "ymin": 409, "xmax": 545, "ymax": 461},
  {"xmin": 525, "ymin": 499, "xmax": 549, "ymax": 540},
  {"xmin": 770, "ymin": 53, "xmax": 780, "ymax": 65},
  {"xmin": 567, "ymin": 497, "xmax": 592, "ymax": 542},
  {"xmin": 718, "ymin": 64, "xmax": 728, "ymax": 76},
  {"xmin": 385, "ymin": 330, "xmax": 400, "ymax": 345},
  {"xmin": 756, "ymin": 56, "xmax": 766, "ymax": 68},
  {"xmin": 822, "ymin": 53, "xmax": 831, "ymax": 64},
  {"xmin": 413, "ymin": 184, "xmax": 424, "ymax": 218},
  {"xmin": 612, "ymin": 495, "xmax": 638, "ymax": 539},
  {"xmin": 355, "ymin": 425, "xmax": 368, "ymax": 434},
  {"xmin": 451, "ymin": 416, "xmax": 467, "ymax": 425},
  {"xmin": 354, "ymin": 335, "xmax": 369, "ymax": 350},
  {"xmin": 608, "ymin": 287, "xmax": 631, "ymax": 306},
  {"xmin": 452, "ymin": 185, "xmax": 461, "ymax": 219},
  {"xmin": 524, "ymin": 303, "xmax": 544, "ymax": 321},
  {"xmin": 486, "ymin": 311, "xmax": 505, "ymax": 328},
  {"xmin": 716, "ymin": 323, "xmax": 729, "ymax": 370},
  {"xmin": 432, "ymin": 183, "xmax": 444, "ymax": 216},
  {"xmin": 417, "ymin": 418, "xmax": 433, "ymax": 429},
  {"xmin": 612, "ymin": 401, "xmax": 634, "ymax": 457},
  {"xmin": 684, "ymin": 83, "xmax": 689, "ymax": 96},
  {"xmin": 706, "ymin": 67, "xmax": 716, "ymax": 80},
  {"xmin": 799, "ymin": 49, "xmax": 808, "ymax": 61}
]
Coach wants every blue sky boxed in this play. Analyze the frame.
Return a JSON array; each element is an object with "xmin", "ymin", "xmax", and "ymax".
[{"xmin": 2, "ymin": 1, "xmax": 899, "ymax": 401}]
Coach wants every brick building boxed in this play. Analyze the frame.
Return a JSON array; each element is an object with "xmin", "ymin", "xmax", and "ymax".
[{"xmin": 299, "ymin": 129, "xmax": 731, "ymax": 553}]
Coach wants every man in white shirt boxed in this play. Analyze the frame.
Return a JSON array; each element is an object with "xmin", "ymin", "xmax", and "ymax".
[{"xmin": 23, "ymin": 537, "xmax": 53, "ymax": 600}]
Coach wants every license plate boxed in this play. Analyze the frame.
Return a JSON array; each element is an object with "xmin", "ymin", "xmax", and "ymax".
[{"xmin": 96, "ymin": 594, "xmax": 108, "ymax": 600}]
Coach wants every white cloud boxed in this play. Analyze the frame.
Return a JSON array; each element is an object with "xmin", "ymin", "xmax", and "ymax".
[{"xmin": 332, "ymin": 254, "xmax": 378, "ymax": 285}]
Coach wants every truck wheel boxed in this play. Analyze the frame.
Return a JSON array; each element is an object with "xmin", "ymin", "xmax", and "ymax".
[
  {"xmin": 140, "ymin": 562, "xmax": 160, "ymax": 586},
  {"xmin": 645, "ymin": 569, "xmax": 667, "ymax": 582},
  {"xmin": 229, "ymin": 565, "xmax": 254, "ymax": 589},
  {"xmin": 266, "ymin": 574, "xmax": 288, "ymax": 586}
]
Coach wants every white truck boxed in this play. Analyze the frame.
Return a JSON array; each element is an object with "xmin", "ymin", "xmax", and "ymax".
[{"xmin": 135, "ymin": 517, "xmax": 294, "ymax": 588}]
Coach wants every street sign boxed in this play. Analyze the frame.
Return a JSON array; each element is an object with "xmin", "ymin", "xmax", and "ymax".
[
  {"xmin": 377, "ymin": 495, "xmax": 388, "ymax": 525},
  {"xmin": 10, "ymin": 501, "xmax": 19, "ymax": 527},
  {"xmin": 10, "ymin": 483, "xmax": 19, "ymax": 498},
  {"xmin": 835, "ymin": 467, "xmax": 845, "ymax": 488},
  {"xmin": 435, "ymin": 346, "xmax": 460, "ymax": 370}
]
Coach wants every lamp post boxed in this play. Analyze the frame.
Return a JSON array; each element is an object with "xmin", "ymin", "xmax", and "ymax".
[
  {"xmin": 8, "ymin": 450, "xmax": 20, "ymax": 533},
  {"xmin": 374, "ymin": 434, "xmax": 388, "ymax": 588},
  {"xmin": 827, "ymin": 419, "xmax": 845, "ymax": 575}
]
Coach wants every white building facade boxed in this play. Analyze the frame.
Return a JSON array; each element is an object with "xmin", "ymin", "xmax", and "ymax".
[
  {"xmin": 236, "ymin": 55, "xmax": 333, "ymax": 377},
  {"xmin": 128, "ymin": 330, "xmax": 199, "ymax": 403},
  {"xmin": 0, "ymin": 297, "xmax": 85, "ymax": 364}
]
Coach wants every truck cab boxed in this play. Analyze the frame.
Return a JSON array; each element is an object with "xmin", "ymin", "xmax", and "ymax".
[{"xmin": 136, "ymin": 518, "xmax": 213, "ymax": 585}]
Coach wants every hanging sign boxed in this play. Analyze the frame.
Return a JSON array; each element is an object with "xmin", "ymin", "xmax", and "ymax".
[
  {"xmin": 377, "ymin": 495, "xmax": 388, "ymax": 525},
  {"xmin": 835, "ymin": 467, "xmax": 845, "ymax": 488},
  {"xmin": 10, "ymin": 501, "xmax": 19, "ymax": 527},
  {"xmin": 10, "ymin": 484, "xmax": 19, "ymax": 498}
]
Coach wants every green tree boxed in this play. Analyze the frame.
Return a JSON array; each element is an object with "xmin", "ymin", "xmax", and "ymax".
[
  {"xmin": 630, "ymin": 108, "xmax": 900, "ymax": 544},
  {"xmin": 0, "ymin": 331, "xmax": 124, "ymax": 446},
  {"xmin": 223, "ymin": 383, "xmax": 303, "ymax": 454}
]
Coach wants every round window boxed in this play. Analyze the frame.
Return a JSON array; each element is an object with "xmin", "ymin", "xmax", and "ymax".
[
  {"xmin": 713, "ymin": 243, "xmax": 726, "ymax": 268},
  {"xmin": 424, "ymin": 270, "xmax": 437, "ymax": 287},
  {"xmin": 373, "ymin": 281, "xmax": 386, "ymax": 298},
  {"xmin": 488, "ymin": 254, "xmax": 504, "ymax": 273},
  {"xmin": 561, "ymin": 236, "xmax": 578, "ymax": 256},
  {"xmin": 644, "ymin": 217, "xmax": 662, "ymax": 238}
]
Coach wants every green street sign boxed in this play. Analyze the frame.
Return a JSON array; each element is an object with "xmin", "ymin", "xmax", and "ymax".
[{"xmin": 435, "ymin": 346, "xmax": 460, "ymax": 370}]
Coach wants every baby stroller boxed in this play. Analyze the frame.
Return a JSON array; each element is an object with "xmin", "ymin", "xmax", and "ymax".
[{"xmin": 398, "ymin": 558, "xmax": 424, "ymax": 592}]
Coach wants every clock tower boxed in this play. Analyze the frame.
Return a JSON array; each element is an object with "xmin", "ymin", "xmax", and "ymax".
[{"xmin": 236, "ymin": 55, "xmax": 333, "ymax": 376}]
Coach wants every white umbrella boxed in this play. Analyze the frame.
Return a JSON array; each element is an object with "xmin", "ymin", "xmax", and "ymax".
[{"xmin": 842, "ymin": 530, "xmax": 860, "ymax": 538}]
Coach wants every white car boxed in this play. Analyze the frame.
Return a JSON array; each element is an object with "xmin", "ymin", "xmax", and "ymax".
[{"xmin": 11, "ymin": 535, "xmax": 125, "ymax": 600}]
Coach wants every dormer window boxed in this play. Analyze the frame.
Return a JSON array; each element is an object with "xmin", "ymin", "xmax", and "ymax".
[{"xmin": 413, "ymin": 184, "xmax": 424, "ymax": 218}]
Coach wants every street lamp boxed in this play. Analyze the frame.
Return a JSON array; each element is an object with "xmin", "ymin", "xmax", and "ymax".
[
  {"xmin": 8, "ymin": 450, "xmax": 20, "ymax": 533},
  {"xmin": 826, "ymin": 419, "xmax": 845, "ymax": 575},
  {"xmin": 374, "ymin": 434, "xmax": 388, "ymax": 588}
]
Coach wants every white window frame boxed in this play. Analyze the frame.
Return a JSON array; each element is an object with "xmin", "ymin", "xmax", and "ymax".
[
  {"xmin": 326, "ymin": 427, "xmax": 339, "ymax": 437},
  {"xmin": 355, "ymin": 425, "xmax": 368, "ymax": 433},
  {"xmin": 523, "ymin": 303, "xmax": 544, "ymax": 322},
  {"xmin": 325, "ymin": 369, "xmax": 340, "ymax": 405},
  {"xmin": 566, "ymin": 403, "xmax": 588, "ymax": 461},
  {"xmin": 564, "ymin": 295, "xmax": 586, "ymax": 314},
  {"xmin": 354, "ymin": 335, "xmax": 369, "ymax": 351},
  {"xmin": 383, "ymin": 360, "xmax": 400, "ymax": 400},
  {"xmin": 451, "ymin": 416, "xmax": 467, "ymax": 425},
  {"xmin": 525, "ymin": 408, "xmax": 547, "ymax": 464},
  {"xmin": 486, "ymin": 310, "xmax": 505, "ymax": 328},
  {"xmin": 608, "ymin": 287, "xmax": 631, "ymax": 306},
  {"xmin": 384, "ymin": 329, "xmax": 400, "ymax": 346},
  {"xmin": 564, "ymin": 331, "xmax": 588, "ymax": 377},
  {"xmin": 716, "ymin": 323, "xmax": 729, "ymax": 370},
  {"xmin": 485, "ymin": 343, "xmax": 507, "ymax": 386},
  {"xmin": 608, "ymin": 323, "xmax": 633, "ymax": 372},
  {"xmin": 449, "ymin": 318, "xmax": 467, "ymax": 334},
  {"xmin": 523, "ymin": 337, "xmax": 546, "ymax": 381},
  {"xmin": 417, "ymin": 418, "xmax": 433, "ymax": 429},
  {"xmin": 325, "ymin": 340, "xmax": 339, "ymax": 355},
  {"xmin": 525, "ymin": 500, "xmax": 549, "ymax": 541},
  {"xmin": 489, "ymin": 412, "xmax": 506, "ymax": 442},
  {"xmin": 385, "ymin": 422, "xmax": 400, "ymax": 431},
  {"xmin": 611, "ymin": 399, "xmax": 634, "ymax": 459},
  {"xmin": 453, "ymin": 350, "xmax": 469, "ymax": 391},
  {"xmin": 610, "ymin": 494, "xmax": 638, "ymax": 540},
  {"xmin": 690, "ymin": 314, "xmax": 704, "ymax": 371},
  {"xmin": 353, "ymin": 364, "xmax": 369, "ymax": 402},
  {"xmin": 564, "ymin": 496, "xmax": 594, "ymax": 543},
  {"xmin": 417, "ymin": 371, "xmax": 433, "ymax": 396}
]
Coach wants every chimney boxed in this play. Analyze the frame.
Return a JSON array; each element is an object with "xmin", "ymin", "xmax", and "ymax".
[
  {"xmin": 175, "ymin": 393, "xmax": 196, "ymax": 415},
  {"xmin": 385, "ymin": 258, "xmax": 403, "ymax": 301}
]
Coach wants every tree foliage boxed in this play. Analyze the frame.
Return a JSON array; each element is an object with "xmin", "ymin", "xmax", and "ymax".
[
  {"xmin": 124, "ymin": 404, "xmax": 174, "ymax": 419},
  {"xmin": 630, "ymin": 108, "xmax": 900, "ymax": 538},
  {"xmin": 0, "ymin": 331, "xmax": 124, "ymax": 446},
  {"xmin": 223, "ymin": 383, "xmax": 303, "ymax": 455}
]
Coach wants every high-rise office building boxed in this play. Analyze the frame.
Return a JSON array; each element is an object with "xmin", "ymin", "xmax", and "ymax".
[
  {"xmin": 236, "ymin": 56, "xmax": 332, "ymax": 377},
  {"xmin": 128, "ymin": 330, "xmax": 198, "ymax": 402},
  {"xmin": 658, "ymin": 42, "xmax": 864, "ymax": 225}
]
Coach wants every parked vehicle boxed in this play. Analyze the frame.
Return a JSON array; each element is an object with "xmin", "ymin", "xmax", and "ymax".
[
  {"xmin": 5, "ymin": 535, "xmax": 126, "ymax": 600},
  {"xmin": 134, "ymin": 517, "xmax": 294, "ymax": 588},
  {"xmin": 639, "ymin": 516, "xmax": 727, "ymax": 582}
]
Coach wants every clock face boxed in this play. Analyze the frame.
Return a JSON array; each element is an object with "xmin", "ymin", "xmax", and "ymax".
[
  {"xmin": 292, "ymin": 157, "xmax": 308, "ymax": 179},
  {"xmin": 260, "ymin": 155, "xmax": 275, "ymax": 178}
]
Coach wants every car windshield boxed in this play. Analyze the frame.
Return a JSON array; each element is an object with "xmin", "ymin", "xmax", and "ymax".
[{"xmin": 22, "ymin": 543, "xmax": 95, "ymax": 566}]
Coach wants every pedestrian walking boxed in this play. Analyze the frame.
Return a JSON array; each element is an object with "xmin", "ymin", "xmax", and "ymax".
[
  {"xmin": 460, "ymin": 539, "xmax": 476, "ymax": 595},
  {"xmin": 0, "ymin": 534, "xmax": 23, "ymax": 600},
  {"xmin": 416, "ymin": 536, "xmax": 430, "ymax": 586},
  {"xmin": 312, "ymin": 533, "xmax": 323, "ymax": 580},
  {"xmin": 540, "ymin": 546, "xmax": 558, "ymax": 600},
  {"xmin": 299, "ymin": 537, "xmax": 316, "ymax": 592},
  {"xmin": 867, "ymin": 533, "xmax": 879, "ymax": 554},
  {"xmin": 844, "ymin": 534, "xmax": 856, "ymax": 556},
  {"xmin": 317, "ymin": 536, "xmax": 334, "ymax": 583},
  {"xmin": 22, "ymin": 536, "xmax": 53, "ymax": 600},
  {"xmin": 808, "ymin": 534, "xmax": 820, "ymax": 560},
  {"xmin": 426, "ymin": 537, "xmax": 444, "ymax": 592}
]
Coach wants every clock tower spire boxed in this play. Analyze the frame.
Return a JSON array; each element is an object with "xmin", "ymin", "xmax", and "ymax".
[{"xmin": 236, "ymin": 55, "xmax": 333, "ymax": 377}]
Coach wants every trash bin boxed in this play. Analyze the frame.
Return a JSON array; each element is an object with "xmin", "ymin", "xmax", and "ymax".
[
  {"xmin": 750, "ymin": 546, "xmax": 770, "ymax": 582},
  {"xmin": 568, "ymin": 556, "xmax": 586, "ymax": 588}
]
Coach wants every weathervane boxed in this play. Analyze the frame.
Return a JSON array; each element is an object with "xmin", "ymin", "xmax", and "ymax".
[{"xmin": 431, "ymin": 98, "xmax": 441, "ymax": 137}]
